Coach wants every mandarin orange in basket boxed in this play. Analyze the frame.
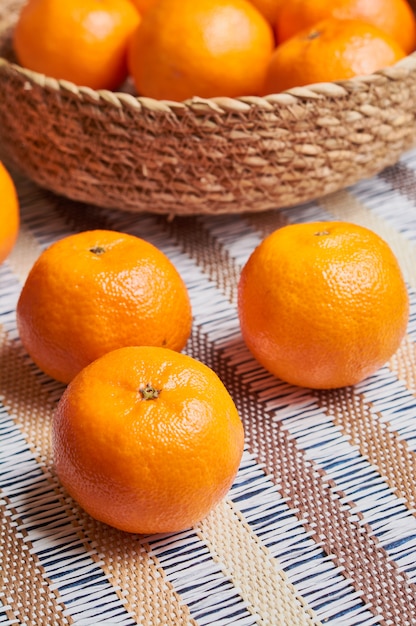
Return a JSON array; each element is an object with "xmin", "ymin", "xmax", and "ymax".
[
  {"xmin": 13, "ymin": 0, "xmax": 141, "ymax": 90},
  {"xmin": 16, "ymin": 230, "xmax": 192, "ymax": 384},
  {"xmin": 238, "ymin": 221, "xmax": 409, "ymax": 389},
  {"xmin": 127, "ymin": 0, "xmax": 275, "ymax": 101},
  {"xmin": 128, "ymin": 0, "xmax": 156, "ymax": 15},
  {"xmin": 276, "ymin": 0, "xmax": 416, "ymax": 54},
  {"xmin": 0, "ymin": 162, "xmax": 19, "ymax": 264},
  {"xmin": 52, "ymin": 346, "xmax": 245, "ymax": 534},
  {"xmin": 263, "ymin": 18, "xmax": 406, "ymax": 93},
  {"xmin": 247, "ymin": 0, "xmax": 285, "ymax": 26}
]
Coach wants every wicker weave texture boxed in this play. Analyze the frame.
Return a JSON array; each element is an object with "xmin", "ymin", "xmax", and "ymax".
[{"xmin": 1, "ymin": 0, "xmax": 416, "ymax": 215}]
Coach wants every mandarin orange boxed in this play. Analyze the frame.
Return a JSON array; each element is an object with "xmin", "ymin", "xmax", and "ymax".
[
  {"xmin": 13, "ymin": 0, "xmax": 141, "ymax": 90},
  {"xmin": 276, "ymin": 0, "xmax": 416, "ymax": 54},
  {"xmin": 52, "ymin": 346, "xmax": 245, "ymax": 534},
  {"xmin": 128, "ymin": 0, "xmax": 156, "ymax": 15},
  {"xmin": 127, "ymin": 0, "xmax": 275, "ymax": 100},
  {"xmin": 0, "ymin": 162, "xmax": 19, "ymax": 264},
  {"xmin": 238, "ymin": 221, "xmax": 409, "ymax": 389},
  {"xmin": 247, "ymin": 0, "xmax": 285, "ymax": 26},
  {"xmin": 263, "ymin": 18, "xmax": 406, "ymax": 93},
  {"xmin": 16, "ymin": 230, "xmax": 192, "ymax": 384}
]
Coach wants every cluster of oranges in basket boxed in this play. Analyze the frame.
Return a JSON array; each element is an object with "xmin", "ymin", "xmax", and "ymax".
[{"xmin": 12, "ymin": 0, "xmax": 416, "ymax": 100}]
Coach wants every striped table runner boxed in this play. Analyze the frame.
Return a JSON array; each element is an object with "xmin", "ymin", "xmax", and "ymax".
[{"xmin": 1, "ymin": 147, "xmax": 416, "ymax": 626}]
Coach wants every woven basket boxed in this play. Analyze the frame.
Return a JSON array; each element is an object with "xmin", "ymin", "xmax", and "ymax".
[{"xmin": 1, "ymin": 0, "xmax": 416, "ymax": 216}]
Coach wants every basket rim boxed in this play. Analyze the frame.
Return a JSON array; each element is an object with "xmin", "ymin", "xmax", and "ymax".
[{"xmin": 1, "ymin": 50, "xmax": 416, "ymax": 116}]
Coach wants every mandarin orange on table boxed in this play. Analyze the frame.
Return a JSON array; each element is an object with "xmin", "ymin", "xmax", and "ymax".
[
  {"xmin": 263, "ymin": 18, "xmax": 406, "ymax": 93},
  {"xmin": 13, "ymin": 0, "xmax": 141, "ymax": 90},
  {"xmin": 276, "ymin": 0, "xmax": 416, "ymax": 54},
  {"xmin": 0, "ymin": 162, "xmax": 19, "ymax": 264},
  {"xmin": 52, "ymin": 346, "xmax": 245, "ymax": 534},
  {"xmin": 127, "ymin": 0, "xmax": 275, "ymax": 100},
  {"xmin": 16, "ymin": 230, "xmax": 192, "ymax": 384},
  {"xmin": 238, "ymin": 221, "xmax": 409, "ymax": 389}
]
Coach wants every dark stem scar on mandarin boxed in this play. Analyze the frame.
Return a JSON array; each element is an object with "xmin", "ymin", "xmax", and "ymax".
[
  {"xmin": 89, "ymin": 246, "xmax": 106, "ymax": 255},
  {"xmin": 139, "ymin": 384, "xmax": 161, "ymax": 400},
  {"xmin": 314, "ymin": 230, "xmax": 330, "ymax": 236},
  {"xmin": 305, "ymin": 30, "xmax": 322, "ymax": 40}
]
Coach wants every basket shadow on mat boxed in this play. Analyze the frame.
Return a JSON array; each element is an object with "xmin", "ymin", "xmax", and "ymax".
[{"xmin": 1, "ymin": 0, "xmax": 416, "ymax": 216}]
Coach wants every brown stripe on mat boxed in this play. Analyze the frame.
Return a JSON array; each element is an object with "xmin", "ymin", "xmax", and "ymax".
[
  {"xmin": 243, "ymin": 209, "xmax": 288, "ymax": 238},
  {"xmin": 160, "ymin": 215, "xmax": 416, "ymax": 625},
  {"xmin": 80, "ymin": 516, "xmax": 199, "ymax": 626},
  {"xmin": 197, "ymin": 500, "xmax": 323, "ymax": 625},
  {"xmin": 380, "ymin": 160, "xmax": 416, "ymax": 202},
  {"xmin": 14, "ymin": 172, "xmax": 106, "ymax": 234},
  {"xmin": 317, "ymin": 385, "xmax": 416, "ymax": 511},
  {"xmin": 0, "ymin": 492, "xmax": 72, "ymax": 625},
  {"xmin": 0, "ymin": 328, "xmax": 199, "ymax": 626},
  {"xmin": 390, "ymin": 335, "xmax": 416, "ymax": 393}
]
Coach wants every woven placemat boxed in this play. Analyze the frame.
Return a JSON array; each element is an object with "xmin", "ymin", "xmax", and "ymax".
[{"xmin": 1, "ymin": 147, "xmax": 416, "ymax": 625}]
